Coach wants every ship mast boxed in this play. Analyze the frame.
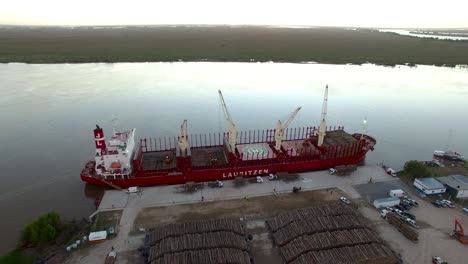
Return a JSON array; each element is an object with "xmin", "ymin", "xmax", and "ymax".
[
  {"xmin": 317, "ymin": 85, "xmax": 328, "ymax": 147},
  {"xmin": 179, "ymin": 119, "xmax": 188, "ymax": 156},
  {"xmin": 218, "ymin": 90, "xmax": 237, "ymax": 154},
  {"xmin": 275, "ymin": 107, "xmax": 302, "ymax": 150},
  {"xmin": 361, "ymin": 118, "xmax": 367, "ymax": 140}
]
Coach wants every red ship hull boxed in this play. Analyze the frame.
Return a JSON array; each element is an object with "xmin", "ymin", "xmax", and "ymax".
[{"xmin": 81, "ymin": 127, "xmax": 376, "ymax": 188}]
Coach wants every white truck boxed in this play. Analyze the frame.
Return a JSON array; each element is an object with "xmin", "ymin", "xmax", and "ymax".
[{"xmin": 388, "ymin": 189, "xmax": 406, "ymax": 198}]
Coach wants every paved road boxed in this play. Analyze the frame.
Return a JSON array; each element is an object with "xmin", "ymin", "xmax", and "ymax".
[{"xmin": 98, "ymin": 165, "xmax": 390, "ymax": 211}]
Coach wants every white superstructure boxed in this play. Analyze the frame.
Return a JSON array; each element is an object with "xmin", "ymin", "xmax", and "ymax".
[{"xmin": 93, "ymin": 125, "xmax": 136, "ymax": 179}]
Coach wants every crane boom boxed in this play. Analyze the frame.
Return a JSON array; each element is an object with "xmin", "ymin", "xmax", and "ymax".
[
  {"xmin": 218, "ymin": 90, "xmax": 234, "ymax": 126},
  {"xmin": 218, "ymin": 90, "xmax": 237, "ymax": 154},
  {"xmin": 179, "ymin": 119, "xmax": 188, "ymax": 155},
  {"xmin": 275, "ymin": 107, "xmax": 302, "ymax": 150},
  {"xmin": 317, "ymin": 85, "xmax": 328, "ymax": 146}
]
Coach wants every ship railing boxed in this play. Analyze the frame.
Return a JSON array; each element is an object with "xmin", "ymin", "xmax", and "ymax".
[
  {"xmin": 100, "ymin": 173, "xmax": 132, "ymax": 180},
  {"xmin": 139, "ymin": 126, "xmax": 345, "ymax": 152},
  {"xmin": 192, "ymin": 163, "xmax": 232, "ymax": 170}
]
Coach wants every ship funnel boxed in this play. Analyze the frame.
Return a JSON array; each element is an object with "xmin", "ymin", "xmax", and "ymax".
[
  {"xmin": 94, "ymin": 125, "xmax": 107, "ymax": 151},
  {"xmin": 317, "ymin": 85, "xmax": 328, "ymax": 147}
]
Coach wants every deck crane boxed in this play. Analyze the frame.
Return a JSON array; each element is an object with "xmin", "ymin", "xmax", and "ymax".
[
  {"xmin": 218, "ymin": 90, "xmax": 237, "ymax": 154},
  {"xmin": 178, "ymin": 119, "xmax": 188, "ymax": 156},
  {"xmin": 317, "ymin": 85, "xmax": 328, "ymax": 147},
  {"xmin": 275, "ymin": 107, "xmax": 302, "ymax": 151}
]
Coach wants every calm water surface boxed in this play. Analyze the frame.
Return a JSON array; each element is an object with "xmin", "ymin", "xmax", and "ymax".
[{"xmin": 0, "ymin": 62, "xmax": 467, "ymax": 253}]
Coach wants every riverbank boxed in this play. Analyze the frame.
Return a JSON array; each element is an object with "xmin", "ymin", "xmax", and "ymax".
[{"xmin": 1, "ymin": 26, "xmax": 468, "ymax": 65}]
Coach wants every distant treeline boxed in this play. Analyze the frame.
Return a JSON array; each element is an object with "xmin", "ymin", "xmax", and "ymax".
[{"xmin": 1, "ymin": 26, "xmax": 468, "ymax": 65}]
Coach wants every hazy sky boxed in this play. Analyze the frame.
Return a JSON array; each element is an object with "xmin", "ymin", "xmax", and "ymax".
[{"xmin": 1, "ymin": 0, "xmax": 468, "ymax": 28}]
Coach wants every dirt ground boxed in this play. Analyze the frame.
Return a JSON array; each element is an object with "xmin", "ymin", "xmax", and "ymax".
[
  {"xmin": 133, "ymin": 188, "xmax": 346, "ymax": 230},
  {"xmin": 358, "ymin": 196, "xmax": 468, "ymax": 264}
]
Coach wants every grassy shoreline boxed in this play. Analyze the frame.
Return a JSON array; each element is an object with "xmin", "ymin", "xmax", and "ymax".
[{"xmin": 1, "ymin": 26, "xmax": 468, "ymax": 65}]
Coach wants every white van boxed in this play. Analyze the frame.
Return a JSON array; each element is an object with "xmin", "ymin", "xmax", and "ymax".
[
  {"xmin": 126, "ymin": 186, "xmax": 141, "ymax": 193},
  {"xmin": 386, "ymin": 168, "xmax": 397, "ymax": 177}
]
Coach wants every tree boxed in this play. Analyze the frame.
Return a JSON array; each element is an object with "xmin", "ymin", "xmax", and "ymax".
[
  {"xmin": 46, "ymin": 212, "xmax": 60, "ymax": 229},
  {"xmin": 39, "ymin": 224, "xmax": 57, "ymax": 242},
  {"xmin": 21, "ymin": 211, "xmax": 61, "ymax": 245},
  {"xmin": 404, "ymin": 160, "xmax": 431, "ymax": 178}
]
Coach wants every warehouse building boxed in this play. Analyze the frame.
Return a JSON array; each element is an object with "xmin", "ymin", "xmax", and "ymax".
[
  {"xmin": 437, "ymin": 174, "xmax": 468, "ymax": 199},
  {"xmin": 413, "ymin": 178, "xmax": 446, "ymax": 195}
]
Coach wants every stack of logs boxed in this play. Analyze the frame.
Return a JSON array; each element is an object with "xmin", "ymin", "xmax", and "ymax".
[
  {"xmin": 280, "ymin": 229, "xmax": 382, "ymax": 263},
  {"xmin": 143, "ymin": 218, "xmax": 251, "ymax": 264},
  {"xmin": 266, "ymin": 202, "xmax": 398, "ymax": 264},
  {"xmin": 291, "ymin": 244, "xmax": 398, "ymax": 264},
  {"xmin": 386, "ymin": 212, "xmax": 418, "ymax": 242}
]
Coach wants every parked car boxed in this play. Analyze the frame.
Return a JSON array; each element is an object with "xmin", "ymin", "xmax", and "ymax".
[
  {"xmin": 405, "ymin": 218, "xmax": 419, "ymax": 228},
  {"xmin": 385, "ymin": 207, "xmax": 396, "ymax": 213},
  {"xmin": 432, "ymin": 200, "xmax": 443, "ymax": 208},
  {"xmin": 340, "ymin": 196, "xmax": 351, "ymax": 205},
  {"xmin": 126, "ymin": 186, "xmax": 141, "ymax": 194},
  {"xmin": 380, "ymin": 209, "xmax": 390, "ymax": 218},
  {"xmin": 432, "ymin": 256, "xmax": 448, "ymax": 264},
  {"xmin": 401, "ymin": 211, "xmax": 416, "ymax": 221},
  {"xmin": 394, "ymin": 204, "xmax": 405, "ymax": 211},
  {"xmin": 436, "ymin": 200, "xmax": 448, "ymax": 207},
  {"xmin": 463, "ymin": 207, "xmax": 468, "ymax": 213},
  {"xmin": 406, "ymin": 198, "xmax": 419, "ymax": 206},
  {"xmin": 268, "ymin": 174, "xmax": 278, "ymax": 181},
  {"xmin": 386, "ymin": 168, "xmax": 397, "ymax": 177},
  {"xmin": 399, "ymin": 202, "xmax": 411, "ymax": 210},
  {"xmin": 440, "ymin": 199, "xmax": 455, "ymax": 208},
  {"xmin": 256, "ymin": 176, "xmax": 264, "ymax": 183},
  {"xmin": 401, "ymin": 201, "xmax": 413, "ymax": 208}
]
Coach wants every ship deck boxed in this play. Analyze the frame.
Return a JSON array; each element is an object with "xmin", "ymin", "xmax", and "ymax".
[
  {"xmin": 141, "ymin": 146, "xmax": 229, "ymax": 171},
  {"xmin": 191, "ymin": 147, "xmax": 228, "ymax": 166},
  {"xmin": 323, "ymin": 130, "xmax": 358, "ymax": 146},
  {"xmin": 141, "ymin": 150, "xmax": 177, "ymax": 171},
  {"xmin": 137, "ymin": 127, "xmax": 363, "ymax": 172},
  {"xmin": 236, "ymin": 143, "xmax": 277, "ymax": 160},
  {"xmin": 282, "ymin": 140, "xmax": 319, "ymax": 156}
]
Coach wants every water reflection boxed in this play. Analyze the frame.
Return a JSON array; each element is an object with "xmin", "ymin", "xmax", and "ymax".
[{"xmin": 0, "ymin": 62, "xmax": 467, "ymax": 254}]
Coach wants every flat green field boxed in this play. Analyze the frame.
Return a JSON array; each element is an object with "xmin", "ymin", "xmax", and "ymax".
[{"xmin": 1, "ymin": 26, "xmax": 468, "ymax": 65}]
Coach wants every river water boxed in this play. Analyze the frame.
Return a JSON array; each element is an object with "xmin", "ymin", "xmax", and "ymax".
[{"xmin": 0, "ymin": 62, "xmax": 467, "ymax": 253}]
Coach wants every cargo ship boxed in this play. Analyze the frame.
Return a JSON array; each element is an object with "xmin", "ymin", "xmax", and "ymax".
[{"xmin": 81, "ymin": 86, "xmax": 376, "ymax": 188}]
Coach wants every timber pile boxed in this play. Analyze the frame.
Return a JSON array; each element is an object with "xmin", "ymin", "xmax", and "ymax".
[
  {"xmin": 271, "ymin": 214, "xmax": 366, "ymax": 246},
  {"xmin": 267, "ymin": 202, "xmax": 356, "ymax": 232},
  {"xmin": 280, "ymin": 229, "xmax": 381, "ymax": 263},
  {"xmin": 143, "ymin": 218, "xmax": 251, "ymax": 264},
  {"xmin": 290, "ymin": 243, "xmax": 398, "ymax": 264},
  {"xmin": 151, "ymin": 248, "xmax": 251, "ymax": 264},
  {"xmin": 149, "ymin": 231, "xmax": 248, "ymax": 260},
  {"xmin": 267, "ymin": 203, "xmax": 398, "ymax": 264},
  {"xmin": 145, "ymin": 218, "xmax": 244, "ymax": 246},
  {"xmin": 386, "ymin": 213, "xmax": 418, "ymax": 242}
]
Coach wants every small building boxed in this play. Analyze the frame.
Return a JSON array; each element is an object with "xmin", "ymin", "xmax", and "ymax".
[
  {"xmin": 388, "ymin": 189, "xmax": 406, "ymax": 198},
  {"xmin": 413, "ymin": 178, "xmax": 446, "ymax": 195},
  {"xmin": 373, "ymin": 197, "xmax": 400, "ymax": 209},
  {"xmin": 436, "ymin": 174, "xmax": 468, "ymax": 199}
]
